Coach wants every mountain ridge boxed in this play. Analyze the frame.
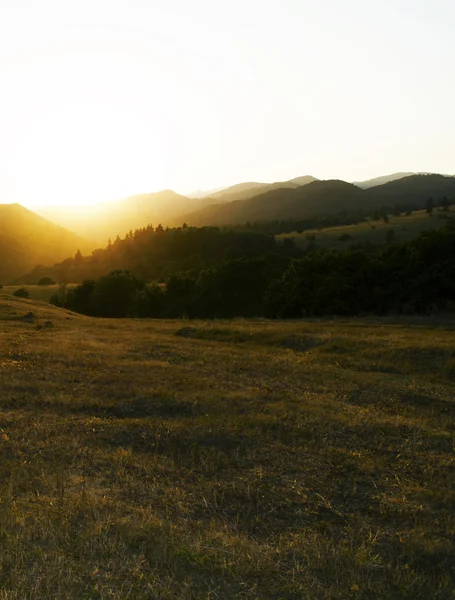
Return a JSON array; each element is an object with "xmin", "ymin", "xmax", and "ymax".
[
  {"xmin": 0, "ymin": 203, "xmax": 94, "ymax": 283},
  {"xmin": 182, "ymin": 174, "xmax": 455, "ymax": 227}
]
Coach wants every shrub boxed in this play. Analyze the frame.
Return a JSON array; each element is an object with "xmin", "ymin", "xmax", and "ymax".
[
  {"xmin": 13, "ymin": 288, "xmax": 29, "ymax": 299},
  {"xmin": 37, "ymin": 276, "xmax": 56, "ymax": 286}
]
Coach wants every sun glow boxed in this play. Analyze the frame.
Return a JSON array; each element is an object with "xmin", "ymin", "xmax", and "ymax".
[{"xmin": 1, "ymin": 0, "xmax": 455, "ymax": 210}]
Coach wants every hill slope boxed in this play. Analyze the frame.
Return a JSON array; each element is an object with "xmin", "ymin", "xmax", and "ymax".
[
  {"xmin": 183, "ymin": 180, "xmax": 366, "ymax": 226},
  {"xmin": 205, "ymin": 175, "xmax": 317, "ymax": 204},
  {"xmin": 184, "ymin": 174, "xmax": 455, "ymax": 226},
  {"xmin": 353, "ymin": 172, "xmax": 416, "ymax": 188},
  {"xmin": 0, "ymin": 204, "xmax": 94, "ymax": 283},
  {"xmin": 279, "ymin": 205, "xmax": 455, "ymax": 250},
  {"xmin": 38, "ymin": 190, "xmax": 221, "ymax": 243},
  {"xmin": 364, "ymin": 173, "xmax": 455, "ymax": 206},
  {"xmin": 0, "ymin": 294, "xmax": 454, "ymax": 597}
]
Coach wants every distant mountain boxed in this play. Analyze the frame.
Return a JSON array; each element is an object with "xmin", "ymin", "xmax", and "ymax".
[
  {"xmin": 287, "ymin": 175, "xmax": 319, "ymax": 186},
  {"xmin": 183, "ymin": 174, "xmax": 455, "ymax": 227},
  {"xmin": 354, "ymin": 172, "xmax": 417, "ymax": 189},
  {"xmin": 183, "ymin": 180, "xmax": 365, "ymax": 226},
  {"xmin": 38, "ymin": 190, "xmax": 218, "ymax": 243},
  {"xmin": 34, "ymin": 173, "xmax": 455, "ymax": 244},
  {"xmin": 205, "ymin": 175, "xmax": 318, "ymax": 204},
  {"xmin": 38, "ymin": 177, "xmax": 317, "ymax": 241},
  {"xmin": 0, "ymin": 204, "xmax": 94, "ymax": 283},
  {"xmin": 365, "ymin": 174, "xmax": 455, "ymax": 206},
  {"xmin": 210, "ymin": 182, "xmax": 269, "ymax": 199},
  {"xmin": 186, "ymin": 187, "xmax": 226, "ymax": 198}
]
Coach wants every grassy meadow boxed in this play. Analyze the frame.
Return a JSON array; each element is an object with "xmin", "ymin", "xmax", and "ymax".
[
  {"xmin": 0, "ymin": 293, "xmax": 454, "ymax": 598},
  {"xmin": 0, "ymin": 284, "xmax": 72, "ymax": 304},
  {"xmin": 278, "ymin": 207, "xmax": 455, "ymax": 251}
]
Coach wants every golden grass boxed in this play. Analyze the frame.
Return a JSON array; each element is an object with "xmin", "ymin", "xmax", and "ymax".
[
  {"xmin": 1, "ymin": 284, "xmax": 78, "ymax": 304},
  {"xmin": 0, "ymin": 294, "xmax": 454, "ymax": 598},
  {"xmin": 278, "ymin": 207, "xmax": 455, "ymax": 250}
]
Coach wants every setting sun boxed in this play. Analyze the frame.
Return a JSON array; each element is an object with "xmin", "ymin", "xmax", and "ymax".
[
  {"xmin": 1, "ymin": 2, "xmax": 455, "ymax": 597},
  {"xmin": 1, "ymin": 0, "xmax": 454, "ymax": 209}
]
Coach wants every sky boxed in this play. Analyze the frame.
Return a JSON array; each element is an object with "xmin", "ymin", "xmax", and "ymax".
[{"xmin": 0, "ymin": 0, "xmax": 454, "ymax": 208}]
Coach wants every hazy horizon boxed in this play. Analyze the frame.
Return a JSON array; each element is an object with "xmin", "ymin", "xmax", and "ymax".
[{"xmin": 1, "ymin": 0, "xmax": 454, "ymax": 209}]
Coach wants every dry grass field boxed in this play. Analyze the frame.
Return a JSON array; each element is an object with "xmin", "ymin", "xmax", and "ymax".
[
  {"xmin": 0, "ymin": 285, "xmax": 76, "ymax": 304},
  {"xmin": 278, "ymin": 208, "xmax": 455, "ymax": 251},
  {"xmin": 0, "ymin": 293, "xmax": 454, "ymax": 598}
]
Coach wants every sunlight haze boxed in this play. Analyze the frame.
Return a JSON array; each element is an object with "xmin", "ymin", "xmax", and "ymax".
[{"xmin": 1, "ymin": 0, "xmax": 454, "ymax": 208}]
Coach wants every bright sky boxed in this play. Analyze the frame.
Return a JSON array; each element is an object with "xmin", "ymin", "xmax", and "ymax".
[{"xmin": 1, "ymin": 0, "xmax": 454, "ymax": 208}]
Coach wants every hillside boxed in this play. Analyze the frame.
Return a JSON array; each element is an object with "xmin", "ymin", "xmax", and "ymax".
[
  {"xmin": 38, "ymin": 190, "xmax": 220, "ymax": 243},
  {"xmin": 34, "ymin": 174, "xmax": 455, "ymax": 241},
  {"xmin": 183, "ymin": 180, "xmax": 366, "ymax": 226},
  {"xmin": 205, "ymin": 175, "xmax": 317, "ymax": 204},
  {"xmin": 184, "ymin": 174, "xmax": 455, "ymax": 227},
  {"xmin": 19, "ymin": 226, "xmax": 284, "ymax": 285},
  {"xmin": 0, "ymin": 204, "xmax": 93, "ymax": 284},
  {"xmin": 365, "ymin": 173, "xmax": 455, "ymax": 206},
  {"xmin": 353, "ymin": 172, "xmax": 415, "ymax": 188},
  {"xmin": 1, "ymin": 293, "xmax": 454, "ymax": 597},
  {"xmin": 279, "ymin": 206, "xmax": 455, "ymax": 251}
]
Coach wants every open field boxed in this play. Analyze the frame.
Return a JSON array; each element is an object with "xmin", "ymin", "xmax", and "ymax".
[
  {"xmin": 278, "ymin": 207, "xmax": 455, "ymax": 251},
  {"xmin": 0, "ymin": 294, "xmax": 454, "ymax": 598},
  {"xmin": 0, "ymin": 284, "xmax": 77, "ymax": 304}
]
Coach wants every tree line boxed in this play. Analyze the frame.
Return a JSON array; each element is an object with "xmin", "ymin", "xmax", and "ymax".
[
  {"xmin": 227, "ymin": 196, "xmax": 454, "ymax": 235},
  {"xmin": 29, "ymin": 225, "xmax": 298, "ymax": 284},
  {"xmin": 51, "ymin": 222, "xmax": 455, "ymax": 318}
]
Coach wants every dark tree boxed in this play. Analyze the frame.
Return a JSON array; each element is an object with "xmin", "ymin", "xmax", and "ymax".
[
  {"xmin": 13, "ymin": 288, "xmax": 29, "ymax": 298},
  {"xmin": 74, "ymin": 249, "xmax": 83, "ymax": 265},
  {"xmin": 37, "ymin": 276, "xmax": 56, "ymax": 286},
  {"xmin": 386, "ymin": 229, "xmax": 395, "ymax": 244}
]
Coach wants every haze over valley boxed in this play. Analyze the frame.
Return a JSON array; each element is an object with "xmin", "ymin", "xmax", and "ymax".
[{"xmin": 28, "ymin": 171, "xmax": 453, "ymax": 242}]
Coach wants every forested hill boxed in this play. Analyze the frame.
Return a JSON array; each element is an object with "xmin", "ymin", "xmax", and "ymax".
[
  {"xmin": 353, "ymin": 172, "xmax": 415, "ymax": 189},
  {"xmin": 183, "ymin": 174, "xmax": 455, "ymax": 227},
  {"xmin": 22, "ymin": 225, "xmax": 297, "ymax": 284},
  {"xmin": 38, "ymin": 177, "xmax": 318, "ymax": 241},
  {"xmin": 183, "ymin": 180, "xmax": 365, "ymax": 226},
  {"xmin": 365, "ymin": 174, "xmax": 455, "ymax": 205},
  {"xmin": 203, "ymin": 175, "xmax": 317, "ymax": 203},
  {"xmin": 38, "ymin": 190, "xmax": 214, "ymax": 243},
  {"xmin": 0, "ymin": 204, "xmax": 93, "ymax": 284},
  {"xmin": 52, "ymin": 222, "xmax": 455, "ymax": 319}
]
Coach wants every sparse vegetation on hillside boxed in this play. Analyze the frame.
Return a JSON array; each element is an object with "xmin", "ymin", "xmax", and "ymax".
[
  {"xmin": 0, "ymin": 294, "xmax": 454, "ymax": 598},
  {"xmin": 279, "ymin": 207, "xmax": 455, "ymax": 251},
  {"xmin": 184, "ymin": 174, "xmax": 455, "ymax": 228}
]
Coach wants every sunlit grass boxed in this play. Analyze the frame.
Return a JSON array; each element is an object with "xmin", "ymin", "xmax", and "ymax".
[
  {"xmin": 278, "ymin": 206, "xmax": 455, "ymax": 250},
  {"xmin": 0, "ymin": 294, "xmax": 454, "ymax": 598},
  {"xmin": 1, "ymin": 284, "xmax": 78, "ymax": 304},
  {"xmin": 1, "ymin": 283, "xmax": 57, "ymax": 303}
]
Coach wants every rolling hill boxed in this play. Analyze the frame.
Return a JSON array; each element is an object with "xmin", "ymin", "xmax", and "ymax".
[
  {"xmin": 183, "ymin": 174, "xmax": 455, "ymax": 227},
  {"xmin": 183, "ymin": 180, "xmax": 367, "ymax": 226},
  {"xmin": 37, "ymin": 177, "xmax": 317, "ymax": 241},
  {"xmin": 37, "ymin": 190, "xmax": 221, "ymax": 243},
  {"xmin": 203, "ymin": 175, "xmax": 318, "ymax": 204},
  {"xmin": 278, "ymin": 205, "xmax": 455, "ymax": 251},
  {"xmin": 0, "ymin": 204, "xmax": 94, "ymax": 283},
  {"xmin": 353, "ymin": 172, "xmax": 416, "ymax": 188},
  {"xmin": 365, "ymin": 173, "xmax": 455, "ymax": 205}
]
